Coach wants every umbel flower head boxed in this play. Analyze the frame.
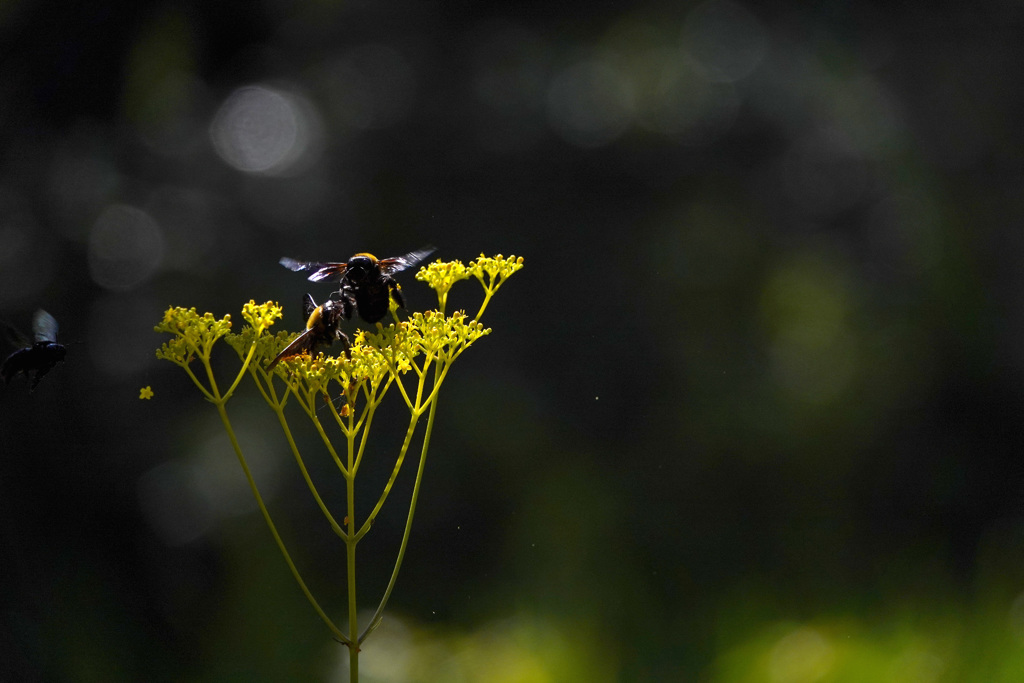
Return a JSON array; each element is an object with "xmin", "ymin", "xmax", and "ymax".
[
  {"xmin": 223, "ymin": 301, "xmax": 289, "ymax": 367},
  {"xmin": 150, "ymin": 254, "xmax": 523, "ymax": 669},
  {"xmin": 417, "ymin": 254, "xmax": 525, "ymax": 316},
  {"xmin": 154, "ymin": 307, "xmax": 234, "ymax": 365},
  {"xmin": 155, "ymin": 257, "xmax": 521, "ymax": 385},
  {"xmin": 152, "ymin": 256, "xmax": 521, "ymax": 413},
  {"xmin": 415, "ymin": 253, "xmax": 524, "ymax": 293},
  {"xmin": 226, "ymin": 307, "xmax": 490, "ymax": 407},
  {"xmin": 468, "ymin": 253, "xmax": 525, "ymax": 290},
  {"xmin": 416, "ymin": 259, "xmax": 470, "ymax": 302},
  {"xmin": 241, "ymin": 300, "xmax": 283, "ymax": 334}
]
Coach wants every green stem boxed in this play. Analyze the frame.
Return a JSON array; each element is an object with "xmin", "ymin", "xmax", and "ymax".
[
  {"xmin": 196, "ymin": 348, "xmax": 349, "ymax": 646},
  {"xmin": 265, "ymin": 379, "xmax": 346, "ymax": 539},
  {"xmin": 181, "ymin": 360, "xmax": 215, "ymax": 402},
  {"xmin": 212, "ymin": 396, "xmax": 349, "ymax": 646},
  {"xmin": 355, "ymin": 407, "xmax": 422, "ymax": 543},
  {"xmin": 351, "ymin": 384, "xmax": 386, "ymax": 477},
  {"xmin": 221, "ymin": 340, "xmax": 257, "ymax": 401},
  {"xmin": 301, "ymin": 393, "xmax": 349, "ymax": 477},
  {"xmin": 359, "ymin": 363, "xmax": 441, "ymax": 644},
  {"xmin": 474, "ymin": 288, "xmax": 494, "ymax": 321},
  {"xmin": 385, "ymin": 345, "xmax": 417, "ymax": 411},
  {"xmin": 346, "ymin": 411, "xmax": 360, "ymax": 679}
]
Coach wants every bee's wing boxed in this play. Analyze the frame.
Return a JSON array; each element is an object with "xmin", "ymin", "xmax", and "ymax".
[
  {"xmin": 266, "ymin": 329, "xmax": 314, "ymax": 370},
  {"xmin": 33, "ymin": 310, "xmax": 58, "ymax": 344},
  {"xmin": 280, "ymin": 257, "xmax": 319, "ymax": 272},
  {"xmin": 379, "ymin": 246, "xmax": 436, "ymax": 276},
  {"xmin": 302, "ymin": 293, "xmax": 317, "ymax": 320},
  {"xmin": 280, "ymin": 257, "xmax": 349, "ymax": 282}
]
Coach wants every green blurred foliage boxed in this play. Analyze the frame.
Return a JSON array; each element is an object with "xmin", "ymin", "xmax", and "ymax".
[{"xmin": 1, "ymin": 0, "xmax": 1023, "ymax": 681}]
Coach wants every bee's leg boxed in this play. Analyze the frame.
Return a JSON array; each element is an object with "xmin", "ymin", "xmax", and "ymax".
[
  {"xmin": 339, "ymin": 286, "xmax": 357, "ymax": 320},
  {"xmin": 337, "ymin": 330, "xmax": 352, "ymax": 359},
  {"xmin": 387, "ymin": 277, "xmax": 406, "ymax": 309},
  {"xmin": 302, "ymin": 293, "xmax": 317, "ymax": 319}
]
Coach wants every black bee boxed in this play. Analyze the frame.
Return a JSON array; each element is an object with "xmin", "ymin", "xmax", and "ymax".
[
  {"xmin": 279, "ymin": 246, "xmax": 435, "ymax": 323},
  {"xmin": 1, "ymin": 309, "xmax": 67, "ymax": 390},
  {"xmin": 267, "ymin": 294, "xmax": 351, "ymax": 371}
]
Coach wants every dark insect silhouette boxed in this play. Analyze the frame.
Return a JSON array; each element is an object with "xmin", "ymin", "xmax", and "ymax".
[
  {"xmin": 280, "ymin": 246, "xmax": 435, "ymax": 323},
  {"xmin": 1, "ymin": 310, "xmax": 67, "ymax": 390},
  {"xmin": 266, "ymin": 294, "xmax": 350, "ymax": 371}
]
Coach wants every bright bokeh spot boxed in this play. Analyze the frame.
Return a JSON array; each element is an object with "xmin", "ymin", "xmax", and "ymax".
[
  {"xmin": 768, "ymin": 627, "xmax": 835, "ymax": 682},
  {"xmin": 87, "ymin": 204, "xmax": 164, "ymax": 291},
  {"xmin": 760, "ymin": 254, "xmax": 858, "ymax": 404},
  {"xmin": 683, "ymin": 0, "xmax": 767, "ymax": 83},
  {"xmin": 330, "ymin": 611, "xmax": 613, "ymax": 683},
  {"xmin": 210, "ymin": 85, "xmax": 323, "ymax": 175},
  {"xmin": 546, "ymin": 59, "xmax": 634, "ymax": 147},
  {"xmin": 714, "ymin": 618, "xmax": 955, "ymax": 682}
]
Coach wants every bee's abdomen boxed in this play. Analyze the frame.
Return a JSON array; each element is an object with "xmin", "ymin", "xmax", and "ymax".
[{"xmin": 354, "ymin": 285, "xmax": 391, "ymax": 323}]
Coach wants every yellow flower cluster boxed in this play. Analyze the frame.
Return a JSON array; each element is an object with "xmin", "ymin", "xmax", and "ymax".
[
  {"xmin": 416, "ymin": 253, "xmax": 524, "ymax": 302},
  {"xmin": 155, "ymin": 257, "xmax": 522, "ymax": 406},
  {"xmin": 279, "ymin": 338, "xmax": 405, "ymax": 398},
  {"xmin": 224, "ymin": 322, "xmax": 288, "ymax": 364},
  {"xmin": 406, "ymin": 310, "xmax": 489, "ymax": 359},
  {"xmin": 348, "ymin": 338, "xmax": 407, "ymax": 385},
  {"xmin": 282, "ymin": 352, "xmax": 345, "ymax": 396},
  {"xmin": 154, "ymin": 307, "xmax": 233, "ymax": 365},
  {"xmin": 250, "ymin": 309, "xmax": 489, "ymax": 406},
  {"xmin": 468, "ymin": 254, "xmax": 524, "ymax": 292},
  {"xmin": 415, "ymin": 258, "xmax": 470, "ymax": 298},
  {"xmin": 241, "ymin": 300, "xmax": 283, "ymax": 334}
]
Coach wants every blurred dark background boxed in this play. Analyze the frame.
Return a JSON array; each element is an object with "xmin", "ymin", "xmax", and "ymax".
[{"xmin": 1, "ymin": 1, "xmax": 1023, "ymax": 681}]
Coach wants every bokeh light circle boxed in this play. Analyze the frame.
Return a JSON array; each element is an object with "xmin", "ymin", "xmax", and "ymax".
[
  {"xmin": 209, "ymin": 84, "xmax": 323, "ymax": 175},
  {"xmin": 87, "ymin": 204, "xmax": 164, "ymax": 291},
  {"xmin": 683, "ymin": 0, "xmax": 767, "ymax": 83},
  {"xmin": 546, "ymin": 59, "xmax": 634, "ymax": 148}
]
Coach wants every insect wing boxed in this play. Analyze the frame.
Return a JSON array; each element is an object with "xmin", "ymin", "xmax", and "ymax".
[
  {"xmin": 33, "ymin": 310, "xmax": 58, "ymax": 344},
  {"xmin": 279, "ymin": 257, "xmax": 319, "ymax": 272},
  {"xmin": 280, "ymin": 257, "xmax": 350, "ymax": 283},
  {"xmin": 267, "ymin": 329, "xmax": 314, "ymax": 370},
  {"xmin": 379, "ymin": 246, "xmax": 436, "ymax": 276},
  {"xmin": 302, "ymin": 293, "xmax": 317, "ymax": 320},
  {"xmin": 306, "ymin": 264, "xmax": 351, "ymax": 282}
]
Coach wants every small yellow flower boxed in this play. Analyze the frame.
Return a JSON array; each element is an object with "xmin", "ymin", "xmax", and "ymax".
[
  {"xmin": 468, "ymin": 254, "xmax": 524, "ymax": 292},
  {"xmin": 241, "ymin": 300, "xmax": 283, "ymax": 334},
  {"xmin": 154, "ymin": 256, "xmax": 522, "ymax": 412},
  {"xmin": 154, "ymin": 307, "xmax": 233, "ymax": 364},
  {"xmin": 416, "ymin": 259, "xmax": 470, "ymax": 297}
]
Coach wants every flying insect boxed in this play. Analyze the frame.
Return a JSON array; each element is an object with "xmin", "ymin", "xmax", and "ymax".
[
  {"xmin": 279, "ymin": 246, "xmax": 435, "ymax": 323},
  {"xmin": 266, "ymin": 294, "xmax": 350, "ymax": 371},
  {"xmin": 1, "ymin": 309, "xmax": 67, "ymax": 390}
]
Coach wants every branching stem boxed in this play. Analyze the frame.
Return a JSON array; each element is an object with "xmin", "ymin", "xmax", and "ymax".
[{"xmin": 153, "ymin": 255, "xmax": 523, "ymax": 683}]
